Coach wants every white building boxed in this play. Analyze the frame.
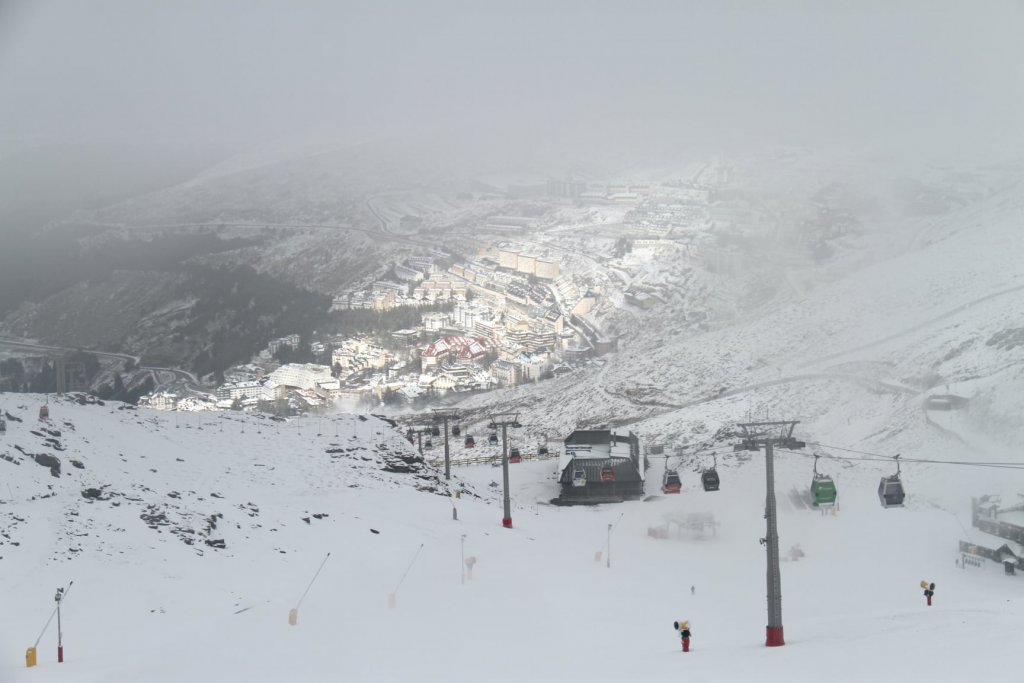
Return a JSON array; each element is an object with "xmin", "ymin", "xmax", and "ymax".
[
  {"xmin": 140, "ymin": 392, "xmax": 178, "ymax": 410},
  {"xmin": 268, "ymin": 363, "xmax": 333, "ymax": 391},
  {"xmin": 216, "ymin": 381, "xmax": 265, "ymax": 401},
  {"xmin": 535, "ymin": 258, "xmax": 560, "ymax": 280},
  {"xmin": 267, "ymin": 334, "xmax": 302, "ymax": 355}
]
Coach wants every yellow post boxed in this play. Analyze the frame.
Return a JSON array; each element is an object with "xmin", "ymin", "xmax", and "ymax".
[{"xmin": 26, "ymin": 646, "xmax": 37, "ymax": 668}]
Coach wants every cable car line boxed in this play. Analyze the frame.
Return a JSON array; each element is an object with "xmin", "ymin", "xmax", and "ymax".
[{"xmin": 776, "ymin": 448, "xmax": 1024, "ymax": 471}]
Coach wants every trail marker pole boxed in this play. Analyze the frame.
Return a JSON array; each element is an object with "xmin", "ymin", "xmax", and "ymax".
[
  {"xmin": 290, "ymin": 552, "xmax": 331, "ymax": 626},
  {"xmin": 606, "ymin": 513, "xmax": 623, "ymax": 569}
]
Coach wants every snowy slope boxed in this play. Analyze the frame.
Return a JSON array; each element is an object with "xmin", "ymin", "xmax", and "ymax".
[
  {"xmin": 3, "ymin": 155, "xmax": 1023, "ymax": 682},
  {"xmin": 1, "ymin": 395, "xmax": 1022, "ymax": 682},
  {"xmin": 453, "ymin": 165, "xmax": 1024, "ymax": 463}
]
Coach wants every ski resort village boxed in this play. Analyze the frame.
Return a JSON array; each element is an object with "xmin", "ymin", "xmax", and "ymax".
[{"xmin": 130, "ymin": 174, "xmax": 721, "ymax": 415}]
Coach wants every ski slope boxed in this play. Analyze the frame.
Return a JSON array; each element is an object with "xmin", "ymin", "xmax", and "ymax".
[{"xmin": 1, "ymin": 396, "xmax": 1021, "ymax": 682}]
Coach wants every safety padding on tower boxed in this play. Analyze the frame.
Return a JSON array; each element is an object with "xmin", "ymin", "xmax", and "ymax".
[{"xmin": 26, "ymin": 646, "xmax": 37, "ymax": 668}]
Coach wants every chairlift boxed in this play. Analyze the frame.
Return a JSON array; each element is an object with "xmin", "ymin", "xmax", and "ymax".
[
  {"xmin": 701, "ymin": 454, "xmax": 720, "ymax": 492},
  {"xmin": 452, "ymin": 424, "xmax": 461, "ymax": 437},
  {"xmin": 572, "ymin": 469, "xmax": 587, "ymax": 487},
  {"xmin": 810, "ymin": 455, "xmax": 837, "ymax": 507},
  {"xmin": 878, "ymin": 455, "xmax": 906, "ymax": 508},
  {"xmin": 464, "ymin": 435, "xmax": 475, "ymax": 448},
  {"xmin": 662, "ymin": 469, "xmax": 681, "ymax": 494},
  {"xmin": 600, "ymin": 464, "xmax": 616, "ymax": 482}
]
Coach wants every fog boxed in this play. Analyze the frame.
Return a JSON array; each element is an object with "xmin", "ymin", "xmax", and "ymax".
[{"xmin": 2, "ymin": 0, "xmax": 1022, "ymax": 164}]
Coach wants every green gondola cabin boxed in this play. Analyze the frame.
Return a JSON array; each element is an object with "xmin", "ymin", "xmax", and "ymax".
[{"xmin": 811, "ymin": 474, "xmax": 837, "ymax": 506}]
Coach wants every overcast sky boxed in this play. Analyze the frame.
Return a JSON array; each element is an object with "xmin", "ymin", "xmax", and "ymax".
[{"xmin": 1, "ymin": 0, "xmax": 1022, "ymax": 160}]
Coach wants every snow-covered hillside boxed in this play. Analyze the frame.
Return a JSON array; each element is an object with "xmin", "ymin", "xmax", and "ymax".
[
  {"xmin": 1, "ymin": 392, "xmax": 1022, "ymax": 682},
  {"xmin": 454, "ymin": 162, "xmax": 1024, "ymax": 465}
]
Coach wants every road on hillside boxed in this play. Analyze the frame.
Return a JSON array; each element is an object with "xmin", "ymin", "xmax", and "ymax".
[
  {"xmin": 591, "ymin": 284, "xmax": 1024, "ymax": 425},
  {"xmin": 601, "ymin": 371, "xmax": 918, "ymax": 414},
  {"xmin": 0, "ymin": 336, "xmax": 198, "ymax": 385},
  {"xmin": 796, "ymin": 282, "xmax": 1024, "ymax": 371}
]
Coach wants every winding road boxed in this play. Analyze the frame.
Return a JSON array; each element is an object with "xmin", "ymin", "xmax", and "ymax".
[{"xmin": 0, "ymin": 337, "xmax": 198, "ymax": 386}]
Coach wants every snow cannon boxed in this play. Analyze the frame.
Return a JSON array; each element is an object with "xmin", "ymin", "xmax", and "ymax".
[
  {"xmin": 674, "ymin": 620, "xmax": 692, "ymax": 652},
  {"xmin": 920, "ymin": 580, "xmax": 936, "ymax": 606}
]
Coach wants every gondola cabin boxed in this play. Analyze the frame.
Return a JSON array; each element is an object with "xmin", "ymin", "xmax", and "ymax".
[
  {"xmin": 452, "ymin": 424, "xmax": 461, "ymax": 437},
  {"xmin": 430, "ymin": 425, "xmax": 441, "ymax": 437},
  {"xmin": 878, "ymin": 475, "xmax": 905, "ymax": 508},
  {"xmin": 572, "ymin": 469, "xmax": 587, "ymax": 487},
  {"xmin": 509, "ymin": 447, "xmax": 522, "ymax": 464},
  {"xmin": 464, "ymin": 435, "xmax": 475, "ymax": 448},
  {"xmin": 701, "ymin": 468, "xmax": 720, "ymax": 492},
  {"xmin": 662, "ymin": 469, "xmax": 682, "ymax": 494},
  {"xmin": 600, "ymin": 464, "xmax": 616, "ymax": 482},
  {"xmin": 537, "ymin": 445, "xmax": 549, "ymax": 456},
  {"xmin": 424, "ymin": 438, "xmax": 433, "ymax": 450},
  {"xmin": 39, "ymin": 405, "xmax": 49, "ymax": 421},
  {"xmin": 488, "ymin": 433, "xmax": 499, "ymax": 446},
  {"xmin": 811, "ymin": 474, "xmax": 837, "ymax": 506}
]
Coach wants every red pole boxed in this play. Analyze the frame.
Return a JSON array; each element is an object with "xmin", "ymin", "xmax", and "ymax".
[
  {"xmin": 682, "ymin": 637, "xmax": 690, "ymax": 652},
  {"xmin": 56, "ymin": 596, "xmax": 63, "ymax": 663},
  {"xmin": 927, "ymin": 595, "xmax": 932, "ymax": 606}
]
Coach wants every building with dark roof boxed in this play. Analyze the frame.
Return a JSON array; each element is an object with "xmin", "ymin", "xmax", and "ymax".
[{"xmin": 555, "ymin": 429, "xmax": 645, "ymax": 504}]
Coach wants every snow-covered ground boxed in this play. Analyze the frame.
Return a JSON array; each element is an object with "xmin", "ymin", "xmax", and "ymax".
[{"xmin": 1, "ymin": 395, "xmax": 1021, "ymax": 682}]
